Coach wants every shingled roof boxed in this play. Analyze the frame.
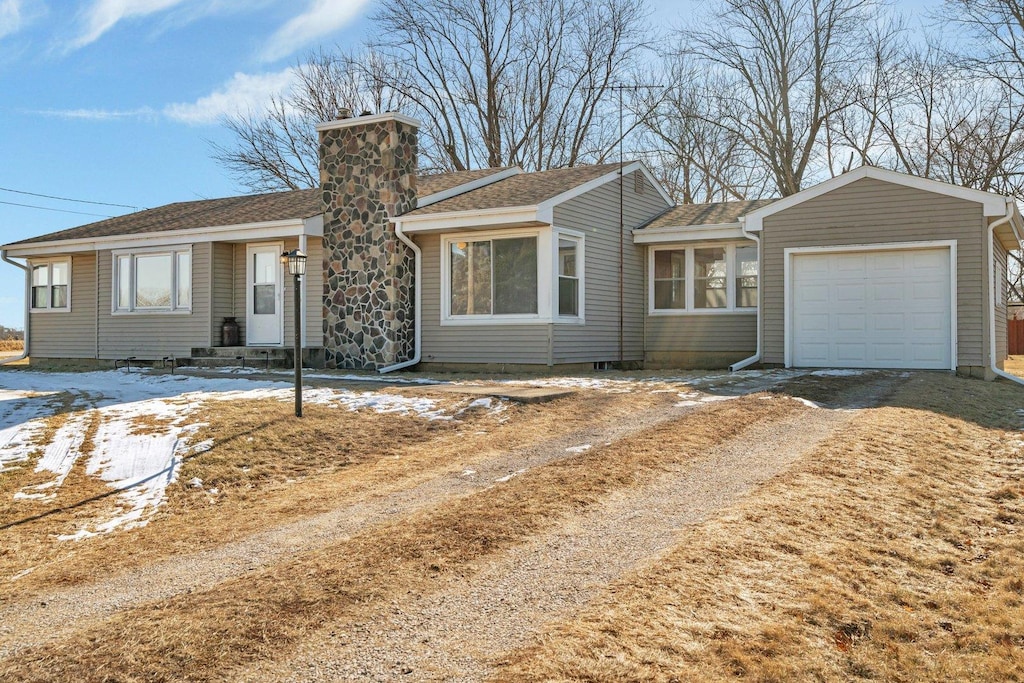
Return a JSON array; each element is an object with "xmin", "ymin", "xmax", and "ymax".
[
  {"xmin": 9, "ymin": 167, "xmax": 516, "ymax": 247},
  {"xmin": 417, "ymin": 167, "xmax": 515, "ymax": 197},
  {"xmin": 642, "ymin": 198, "xmax": 778, "ymax": 229},
  {"xmin": 402, "ymin": 163, "xmax": 624, "ymax": 216}
]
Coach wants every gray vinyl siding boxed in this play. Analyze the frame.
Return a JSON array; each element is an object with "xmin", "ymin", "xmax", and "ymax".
[
  {"xmin": 210, "ymin": 243, "xmax": 234, "ymax": 345},
  {"xmin": 551, "ymin": 170, "xmax": 669, "ymax": 363},
  {"xmin": 29, "ymin": 253, "xmax": 98, "ymax": 358},
  {"xmin": 995, "ymin": 236, "xmax": 1008, "ymax": 363},
  {"xmin": 760, "ymin": 177, "xmax": 987, "ymax": 367},
  {"xmin": 418, "ymin": 233, "xmax": 551, "ymax": 364},
  {"xmin": 96, "ymin": 242, "xmax": 213, "ymax": 359},
  {"xmin": 645, "ymin": 314, "xmax": 757, "ymax": 354}
]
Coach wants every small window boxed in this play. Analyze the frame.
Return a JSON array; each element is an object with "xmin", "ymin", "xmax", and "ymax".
[
  {"xmin": 30, "ymin": 259, "xmax": 71, "ymax": 311},
  {"xmin": 694, "ymin": 247, "xmax": 727, "ymax": 309},
  {"xmin": 735, "ymin": 245, "xmax": 758, "ymax": 308},
  {"xmin": 113, "ymin": 247, "xmax": 192, "ymax": 313},
  {"xmin": 558, "ymin": 237, "xmax": 581, "ymax": 317},
  {"xmin": 653, "ymin": 249, "xmax": 686, "ymax": 310}
]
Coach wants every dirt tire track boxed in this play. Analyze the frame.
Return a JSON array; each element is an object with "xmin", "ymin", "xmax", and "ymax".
[
  {"xmin": 0, "ymin": 390, "xmax": 698, "ymax": 658},
  {"xmin": 236, "ymin": 377, "xmax": 901, "ymax": 682}
]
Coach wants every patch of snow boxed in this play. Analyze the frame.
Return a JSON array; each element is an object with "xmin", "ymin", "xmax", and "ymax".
[
  {"xmin": 789, "ymin": 397, "xmax": 822, "ymax": 409},
  {"xmin": 565, "ymin": 444, "xmax": 592, "ymax": 453},
  {"xmin": 495, "ymin": 468, "xmax": 526, "ymax": 483},
  {"xmin": 810, "ymin": 369, "xmax": 866, "ymax": 377},
  {"xmin": 187, "ymin": 477, "xmax": 204, "ymax": 489},
  {"xmin": 675, "ymin": 394, "xmax": 741, "ymax": 408},
  {"xmin": 461, "ymin": 469, "xmax": 476, "ymax": 477}
]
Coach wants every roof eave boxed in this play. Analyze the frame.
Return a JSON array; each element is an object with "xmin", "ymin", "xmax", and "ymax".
[
  {"xmin": 633, "ymin": 223, "xmax": 749, "ymax": 244},
  {"xmin": 2, "ymin": 215, "xmax": 322, "ymax": 257},
  {"xmin": 393, "ymin": 205, "xmax": 542, "ymax": 233}
]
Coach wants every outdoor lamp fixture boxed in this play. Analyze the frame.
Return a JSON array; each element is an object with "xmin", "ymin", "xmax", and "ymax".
[{"xmin": 282, "ymin": 249, "xmax": 307, "ymax": 417}]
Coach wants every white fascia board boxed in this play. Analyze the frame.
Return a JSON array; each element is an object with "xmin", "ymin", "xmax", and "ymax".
[
  {"xmin": 416, "ymin": 167, "xmax": 523, "ymax": 209},
  {"xmin": 393, "ymin": 205, "xmax": 542, "ymax": 233},
  {"xmin": 3, "ymin": 217, "xmax": 317, "ymax": 257},
  {"xmin": 632, "ymin": 223, "xmax": 746, "ymax": 244},
  {"xmin": 303, "ymin": 213, "xmax": 325, "ymax": 236},
  {"xmin": 316, "ymin": 112, "xmax": 421, "ymax": 132},
  {"xmin": 536, "ymin": 161, "xmax": 673, "ymax": 223},
  {"xmin": 745, "ymin": 166, "xmax": 1011, "ymax": 232}
]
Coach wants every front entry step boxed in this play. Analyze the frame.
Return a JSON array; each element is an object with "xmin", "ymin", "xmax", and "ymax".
[{"xmin": 186, "ymin": 347, "xmax": 325, "ymax": 369}]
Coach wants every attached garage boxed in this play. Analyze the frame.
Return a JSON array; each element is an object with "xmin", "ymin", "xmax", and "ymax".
[
  {"xmin": 743, "ymin": 166, "xmax": 1024, "ymax": 377},
  {"xmin": 787, "ymin": 243, "xmax": 955, "ymax": 370}
]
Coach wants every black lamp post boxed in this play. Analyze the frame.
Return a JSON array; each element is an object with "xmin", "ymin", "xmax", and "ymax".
[{"xmin": 282, "ymin": 249, "xmax": 307, "ymax": 417}]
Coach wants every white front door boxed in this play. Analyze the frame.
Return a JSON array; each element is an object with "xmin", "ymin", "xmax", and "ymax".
[
  {"xmin": 790, "ymin": 246, "xmax": 953, "ymax": 369},
  {"xmin": 246, "ymin": 243, "xmax": 283, "ymax": 346}
]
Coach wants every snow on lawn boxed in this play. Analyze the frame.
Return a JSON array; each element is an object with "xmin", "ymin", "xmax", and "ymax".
[{"xmin": 0, "ymin": 370, "xmax": 484, "ymax": 540}]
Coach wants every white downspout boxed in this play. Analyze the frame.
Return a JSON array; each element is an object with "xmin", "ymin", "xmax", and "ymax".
[
  {"xmin": 378, "ymin": 220, "xmax": 421, "ymax": 374},
  {"xmin": 730, "ymin": 218, "xmax": 761, "ymax": 372},
  {"xmin": 988, "ymin": 198, "xmax": 1024, "ymax": 386},
  {"xmin": 0, "ymin": 249, "xmax": 30, "ymax": 365}
]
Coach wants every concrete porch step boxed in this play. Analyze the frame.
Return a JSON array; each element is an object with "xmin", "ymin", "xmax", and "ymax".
[{"xmin": 187, "ymin": 347, "xmax": 325, "ymax": 369}]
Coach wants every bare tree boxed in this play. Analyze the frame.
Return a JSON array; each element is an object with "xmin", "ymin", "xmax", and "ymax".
[
  {"xmin": 213, "ymin": 49, "xmax": 406, "ymax": 192},
  {"xmin": 637, "ymin": 57, "xmax": 769, "ymax": 203},
  {"xmin": 679, "ymin": 0, "xmax": 879, "ymax": 197},
  {"xmin": 372, "ymin": 0, "xmax": 651, "ymax": 172}
]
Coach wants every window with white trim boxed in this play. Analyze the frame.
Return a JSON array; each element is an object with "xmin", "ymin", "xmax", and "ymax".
[
  {"xmin": 448, "ymin": 235, "xmax": 538, "ymax": 317},
  {"xmin": 113, "ymin": 247, "xmax": 192, "ymax": 312},
  {"xmin": 30, "ymin": 258, "xmax": 71, "ymax": 311},
  {"xmin": 649, "ymin": 243, "xmax": 758, "ymax": 313},
  {"xmin": 557, "ymin": 236, "xmax": 582, "ymax": 317}
]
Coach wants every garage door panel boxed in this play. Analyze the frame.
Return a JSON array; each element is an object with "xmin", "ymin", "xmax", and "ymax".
[
  {"xmin": 872, "ymin": 313, "xmax": 905, "ymax": 331},
  {"xmin": 791, "ymin": 246, "xmax": 951, "ymax": 370},
  {"xmin": 798, "ymin": 313, "xmax": 829, "ymax": 333},
  {"xmin": 834, "ymin": 343, "xmax": 867, "ymax": 362},
  {"xmin": 797, "ymin": 343, "xmax": 830, "ymax": 363},
  {"xmin": 872, "ymin": 343, "xmax": 906, "ymax": 362}
]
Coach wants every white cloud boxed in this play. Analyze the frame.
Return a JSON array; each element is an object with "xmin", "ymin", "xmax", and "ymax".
[
  {"xmin": 261, "ymin": 0, "xmax": 371, "ymax": 63},
  {"xmin": 29, "ymin": 106, "xmax": 159, "ymax": 120},
  {"xmin": 0, "ymin": 0, "xmax": 23, "ymax": 40},
  {"xmin": 71, "ymin": 0, "xmax": 190, "ymax": 49},
  {"xmin": 0, "ymin": 0, "xmax": 44, "ymax": 40},
  {"xmin": 163, "ymin": 69, "xmax": 296, "ymax": 125}
]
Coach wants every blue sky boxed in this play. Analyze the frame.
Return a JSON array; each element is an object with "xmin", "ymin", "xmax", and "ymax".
[{"xmin": 0, "ymin": 0, "xmax": 939, "ymax": 329}]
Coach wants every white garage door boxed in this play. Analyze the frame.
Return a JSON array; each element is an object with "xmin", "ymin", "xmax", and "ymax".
[{"xmin": 791, "ymin": 247, "xmax": 952, "ymax": 369}]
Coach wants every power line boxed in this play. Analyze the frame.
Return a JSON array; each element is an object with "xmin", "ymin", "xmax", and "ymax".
[
  {"xmin": 0, "ymin": 186, "xmax": 140, "ymax": 210},
  {"xmin": 0, "ymin": 199, "xmax": 114, "ymax": 218}
]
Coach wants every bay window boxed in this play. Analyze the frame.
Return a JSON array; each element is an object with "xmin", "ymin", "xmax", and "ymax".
[
  {"xmin": 649, "ymin": 243, "xmax": 758, "ymax": 313},
  {"xmin": 113, "ymin": 247, "xmax": 192, "ymax": 313},
  {"xmin": 449, "ymin": 235, "xmax": 538, "ymax": 317},
  {"xmin": 443, "ymin": 228, "xmax": 584, "ymax": 323},
  {"xmin": 30, "ymin": 259, "xmax": 71, "ymax": 311}
]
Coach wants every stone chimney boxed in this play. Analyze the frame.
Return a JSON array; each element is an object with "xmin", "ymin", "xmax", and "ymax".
[{"xmin": 317, "ymin": 112, "xmax": 420, "ymax": 369}]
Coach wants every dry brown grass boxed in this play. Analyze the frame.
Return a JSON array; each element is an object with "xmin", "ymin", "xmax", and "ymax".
[
  {"xmin": 0, "ymin": 395, "xmax": 801, "ymax": 682},
  {"xmin": 0, "ymin": 339, "xmax": 23, "ymax": 352},
  {"xmin": 491, "ymin": 372, "xmax": 1024, "ymax": 682},
  {"xmin": 0, "ymin": 388, "xmax": 669, "ymax": 600},
  {"xmin": 1004, "ymin": 355, "xmax": 1024, "ymax": 379}
]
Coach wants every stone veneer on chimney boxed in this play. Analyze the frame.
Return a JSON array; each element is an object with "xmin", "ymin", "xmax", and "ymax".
[{"xmin": 317, "ymin": 113, "xmax": 419, "ymax": 369}]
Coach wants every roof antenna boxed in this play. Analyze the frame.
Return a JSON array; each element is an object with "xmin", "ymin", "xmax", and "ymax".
[{"xmin": 603, "ymin": 83, "xmax": 663, "ymax": 365}]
